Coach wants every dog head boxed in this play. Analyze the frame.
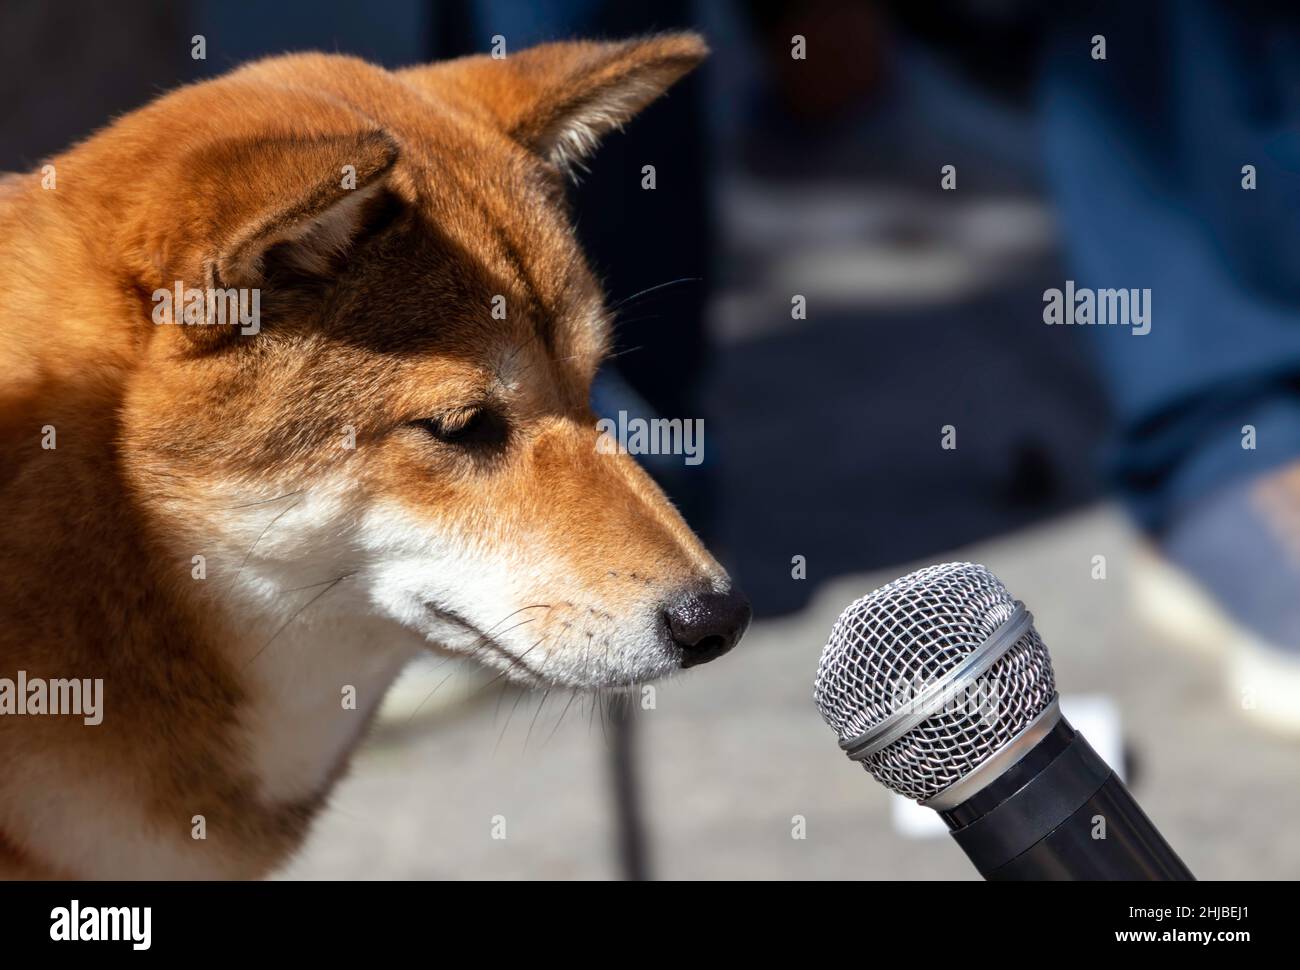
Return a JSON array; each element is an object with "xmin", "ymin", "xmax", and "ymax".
[{"xmin": 113, "ymin": 35, "xmax": 749, "ymax": 689}]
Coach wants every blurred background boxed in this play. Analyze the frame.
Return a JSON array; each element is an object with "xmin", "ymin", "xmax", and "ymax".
[{"xmin": 5, "ymin": 0, "xmax": 1299, "ymax": 878}]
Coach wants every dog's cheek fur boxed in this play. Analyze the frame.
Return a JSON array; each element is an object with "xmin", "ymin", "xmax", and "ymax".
[
  {"xmin": 352, "ymin": 498, "xmax": 685, "ymax": 689},
  {"xmin": 353, "ymin": 416, "xmax": 726, "ymax": 688}
]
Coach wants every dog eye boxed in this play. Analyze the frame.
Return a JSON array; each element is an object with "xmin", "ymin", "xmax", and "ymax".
[{"xmin": 412, "ymin": 408, "xmax": 507, "ymax": 449}]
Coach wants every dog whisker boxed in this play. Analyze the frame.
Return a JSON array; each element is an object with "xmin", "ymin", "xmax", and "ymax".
[
  {"xmin": 495, "ymin": 687, "xmax": 530, "ymax": 755},
  {"xmin": 475, "ymin": 603, "xmax": 553, "ymax": 640},
  {"xmin": 405, "ymin": 628, "xmax": 531, "ymax": 723},
  {"xmin": 609, "ymin": 276, "xmax": 701, "ymax": 312},
  {"xmin": 597, "ymin": 689, "xmax": 610, "ymax": 747},
  {"xmin": 241, "ymin": 572, "xmax": 353, "ymax": 669},
  {"xmin": 433, "ymin": 602, "xmax": 551, "ymax": 650},
  {"xmin": 276, "ymin": 575, "xmax": 356, "ymax": 595},
  {"xmin": 602, "ymin": 344, "xmax": 645, "ymax": 364},
  {"xmin": 493, "ymin": 679, "xmax": 512, "ymax": 724},
  {"xmin": 232, "ymin": 495, "xmax": 305, "ymax": 584},
  {"xmin": 473, "ymin": 631, "xmax": 549, "ymax": 696},
  {"xmin": 544, "ymin": 689, "xmax": 580, "ymax": 746},
  {"xmin": 406, "ymin": 662, "xmax": 469, "ymax": 722},
  {"xmin": 523, "ymin": 689, "xmax": 551, "ymax": 753},
  {"xmin": 212, "ymin": 489, "xmax": 305, "ymax": 511},
  {"xmin": 406, "ymin": 606, "xmax": 554, "ymax": 722}
]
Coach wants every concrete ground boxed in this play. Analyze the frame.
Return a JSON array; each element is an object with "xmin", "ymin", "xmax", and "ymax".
[{"xmin": 279, "ymin": 503, "xmax": 1300, "ymax": 880}]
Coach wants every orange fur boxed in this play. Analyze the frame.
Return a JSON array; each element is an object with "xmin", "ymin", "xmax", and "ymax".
[{"xmin": 0, "ymin": 35, "xmax": 725, "ymax": 879}]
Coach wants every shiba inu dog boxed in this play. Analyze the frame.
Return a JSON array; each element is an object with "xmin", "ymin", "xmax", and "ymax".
[{"xmin": 0, "ymin": 33, "xmax": 749, "ymax": 879}]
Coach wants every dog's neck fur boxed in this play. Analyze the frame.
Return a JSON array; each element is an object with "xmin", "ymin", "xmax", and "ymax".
[
  {"xmin": 222, "ymin": 563, "xmax": 423, "ymax": 809},
  {"xmin": 0, "ymin": 174, "xmax": 427, "ymax": 878},
  {"xmin": 0, "ymin": 264, "xmax": 415, "ymax": 877}
]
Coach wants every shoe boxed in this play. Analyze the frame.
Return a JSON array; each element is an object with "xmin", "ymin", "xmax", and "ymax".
[{"xmin": 1133, "ymin": 462, "xmax": 1300, "ymax": 735}]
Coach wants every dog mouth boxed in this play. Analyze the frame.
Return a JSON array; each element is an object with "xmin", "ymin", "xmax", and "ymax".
[
  {"xmin": 417, "ymin": 600, "xmax": 678, "ymax": 690},
  {"xmin": 419, "ymin": 601, "xmax": 554, "ymax": 686}
]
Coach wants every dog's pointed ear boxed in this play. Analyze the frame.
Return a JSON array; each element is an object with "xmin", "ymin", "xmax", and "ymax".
[
  {"xmin": 405, "ymin": 32, "xmax": 707, "ymax": 177},
  {"xmin": 135, "ymin": 129, "xmax": 399, "ymax": 348}
]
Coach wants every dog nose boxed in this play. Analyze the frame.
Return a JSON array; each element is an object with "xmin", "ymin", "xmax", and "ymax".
[{"xmin": 666, "ymin": 586, "xmax": 752, "ymax": 668}]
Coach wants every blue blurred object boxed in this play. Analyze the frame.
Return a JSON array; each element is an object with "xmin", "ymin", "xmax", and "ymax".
[
  {"xmin": 1040, "ymin": 0, "xmax": 1300, "ymax": 533},
  {"xmin": 468, "ymin": 0, "xmax": 607, "ymax": 44},
  {"xmin": 192, "ymin": 0, "xmax": 431, "ymax": 68}
]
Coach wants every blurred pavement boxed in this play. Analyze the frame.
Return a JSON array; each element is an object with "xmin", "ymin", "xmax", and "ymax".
[{"xmin": 280, "ymin": 503, "xmax": 1300, "ymax": 880}]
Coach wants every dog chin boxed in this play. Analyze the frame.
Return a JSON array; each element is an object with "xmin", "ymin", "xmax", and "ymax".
[
  {"xmin": 410, "ymin": 602, "xmax": 679, "ymax": 691},
  {"xmin": 524, "ymin": 651, "xmax": 680, "ymax": 692},
  {"xmin": 520, "ymin": 633, "xmax": 681, "ymax": 692}
]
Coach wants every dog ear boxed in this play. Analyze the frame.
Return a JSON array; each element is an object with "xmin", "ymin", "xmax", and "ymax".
[
  {"xmin": 136, "ymin": 130, "xmax": 399, "ymax": 348},
  {"xmin": 405, "ymin": 32, "xmax": 707, "ymax": 177}
]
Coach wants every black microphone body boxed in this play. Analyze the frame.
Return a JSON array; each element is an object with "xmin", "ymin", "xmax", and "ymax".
[
  {"xmin": 813, "ymin": 562, "xmax": 1199, "ymax": 882},
  {"xmin": 939, "ymin": 717, "xmax": 1194, "ymax": 881}
]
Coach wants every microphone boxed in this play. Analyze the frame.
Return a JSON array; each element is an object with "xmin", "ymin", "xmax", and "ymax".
[{"xmin": 813, "ymin": 562, "xmax": 1194, "ymax": 881}]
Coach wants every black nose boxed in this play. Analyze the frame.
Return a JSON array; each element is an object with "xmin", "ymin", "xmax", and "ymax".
[{"xmin": 665, "ymin": 586, "xmax": 752, "ymax": 668}]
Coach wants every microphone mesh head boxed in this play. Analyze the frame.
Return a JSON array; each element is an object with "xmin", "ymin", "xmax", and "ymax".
[{"xmin": 813, "ymin": 562, "xmax": 1056, "ymax": 802}]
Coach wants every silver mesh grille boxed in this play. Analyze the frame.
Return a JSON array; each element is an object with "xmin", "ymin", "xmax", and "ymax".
[{"xmin": 813, "ymin": 562, "xmax": 1056, "ymax": 802}]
